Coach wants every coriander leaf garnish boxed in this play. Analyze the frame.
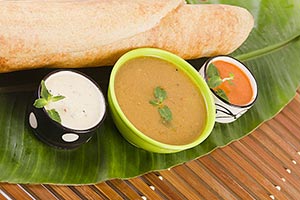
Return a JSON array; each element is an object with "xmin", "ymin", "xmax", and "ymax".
[
  {"xmin": 33, "ymin": 80, "xmax": 65, "ymax": 124},
  {"xmin": 150, "ymin": 86, "xmax": 173, "ymax": 124}
]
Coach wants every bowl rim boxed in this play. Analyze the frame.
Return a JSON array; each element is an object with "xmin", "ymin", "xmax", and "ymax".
[{"xmin": 108, "ymin": 48, "xmax": 215, "ymax": 151}]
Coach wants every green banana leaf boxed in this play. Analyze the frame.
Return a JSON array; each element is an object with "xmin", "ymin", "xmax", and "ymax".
[{"xmin": 0, "ymin": 0, "xmax": 299, "ymax": 184}]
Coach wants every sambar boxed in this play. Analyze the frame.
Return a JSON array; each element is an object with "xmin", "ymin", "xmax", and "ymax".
[{"xmin": 114, "ymin": 56, "xmax": 207, "ymax": 145}]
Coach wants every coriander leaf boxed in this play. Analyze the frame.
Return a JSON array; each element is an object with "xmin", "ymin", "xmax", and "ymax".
[
  {"xmin": 51, "ymin": 95, "xmax": 65, "ymax": 102},
  {"xmin": 207, "ymin": 63, "xmax": 220, "ymax": 78},
  {"xmin": 40, "ymin": 80, "xmax": 52, "ymax": 100},
  {"xmin": 215, "ymin": 89, "xmax": 229, "ymax": 102},
  {"xmin": 207, "ymin": 76, "xmax": 222, "ymax": 88},
  {"xmin": 47, "ymin": 109, "xmax": 62, "ymax": 123},
  {"xmin": 154, "ymin": 87, "xmax": 167, "ymax": 102},
  {"xmin": 158, "ymin": 105, "xmax": 172, "ymax": 122},
  {"xmin": 33, "ymin": 98, "xmax": 48, "ymax": 108},
  {"xmin": 149, "ymin": 99, "xmax": 159, "ymax": 106}
]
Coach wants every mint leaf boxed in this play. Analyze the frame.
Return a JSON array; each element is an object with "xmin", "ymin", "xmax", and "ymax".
[
  {"xmin": 207, "ymin": 62, "xmax": 235, "ymax": 103},
  {"xmin": 40, "ymin": 80, "xmax": 52, "ymax": 100},
  {"xmin": 51, "ymin": 95, "xmax": 65, "ymax": 102},
  {"xmin": 47, "ymin": 109, "xmax": 62, "ymax": 123},
  {"xmin": 228, "ymin": 73, "xmax": 235, "ymax": 85},
  {"xmin": 154, "ymin": 87, "xmax": 167, "ymax": 102},
  {"xmin": 158, "ymin": 105, "xmax": 172, "ymax": 122},
  {"xmin": 207, "ymin": 63, "xmax": 235, "ymax": 88},
  {"xmin": 33, "ymin": 98, "xmax": 48, "ymax": 108},
  {"xmin": 33, "ymin": 80, "xmax": 65, "ymax": 124},
  {"xmin": 149, "ymin": 99, "xmax": 159, "ymax": 106},
  {"xmin": 150, "ymin": 86, "xmax": 173, "ymax": 124},
  {"xmin": 207, "ymin": 63, "xmax": 220, "ymax": 78},
  {"xmin": 215, "ymin": 89, "xmax": 229, "ymax": 102},
  {"xmin": 207, "ymin": 63, "xmax": 222, "ymax": 88},
  {"xmin": 207, "ymin": 76, "xmax": 222, "ymax": 88}
]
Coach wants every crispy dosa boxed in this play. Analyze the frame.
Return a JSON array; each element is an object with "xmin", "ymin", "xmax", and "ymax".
[
  {"xmin": 97, "ymin": 4, "xmax": 254, "ymax": 66},
  {"xmin": 0, "ymin": 1, "xmax": 254, "ymax": 73}
]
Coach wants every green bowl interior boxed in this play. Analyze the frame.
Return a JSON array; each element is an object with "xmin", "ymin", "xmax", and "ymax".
[{"xmin": 108, "ymin": 48, "xmax": 215, "ymax": 151}]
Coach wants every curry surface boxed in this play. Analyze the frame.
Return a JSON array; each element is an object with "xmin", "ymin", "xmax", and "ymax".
[{"xmin": 115, "ymin": 57, "xmax": 207, "ymax": 145}]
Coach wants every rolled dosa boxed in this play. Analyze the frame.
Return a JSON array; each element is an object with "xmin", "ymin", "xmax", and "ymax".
[
  {"xmin": 97, "ymin": 4, "xmax": 254, "ymax": 66},
  {"xmin": 0, "ymin": 1, "xmax": 254, "ymax": 73}
]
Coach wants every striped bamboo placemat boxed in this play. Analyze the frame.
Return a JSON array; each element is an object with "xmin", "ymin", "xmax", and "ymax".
[{"xmin": 1, "ymin": 90, "xmax": 299, "ymax": 200}]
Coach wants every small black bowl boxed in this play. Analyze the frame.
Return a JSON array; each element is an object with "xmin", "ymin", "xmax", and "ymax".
[{"xmin": 28, "ymin": 69, "xmax": 107, "ymax": 149}]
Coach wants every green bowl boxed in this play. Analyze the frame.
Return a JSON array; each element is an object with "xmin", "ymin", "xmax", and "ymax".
[{"xmin": 108, "ymin": 48, "xmax": 215, "ymax": 153}]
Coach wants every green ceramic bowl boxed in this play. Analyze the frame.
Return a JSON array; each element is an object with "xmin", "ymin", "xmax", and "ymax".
[{"xmin": 108, "ymin": 48, "xmax": 215, "ymax": 153}]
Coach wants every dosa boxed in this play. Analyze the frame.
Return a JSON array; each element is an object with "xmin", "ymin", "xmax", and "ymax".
[{"xmin": 0, "ymin": 0, "xmax": 254, "ymax": 73}]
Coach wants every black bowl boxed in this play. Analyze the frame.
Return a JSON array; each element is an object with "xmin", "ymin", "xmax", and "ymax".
[{"xmin": 28, "ymin": 69, "xmax": 107, "ymax": 149}]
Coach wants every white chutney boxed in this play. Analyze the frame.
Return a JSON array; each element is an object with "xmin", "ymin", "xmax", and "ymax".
[{"xmin": 44, "ymin": 71, "xmax": 105, "ymax": 130}]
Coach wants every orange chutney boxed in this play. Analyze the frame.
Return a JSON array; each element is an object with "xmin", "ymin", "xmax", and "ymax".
[{"xmin": 213, "ymin": 60, "xmax": 253, "ymax": 105}]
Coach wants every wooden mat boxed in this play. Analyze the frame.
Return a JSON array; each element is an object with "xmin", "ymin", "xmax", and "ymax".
[{"xmin": 0, "ymin": 90, "xmax": 299, "ymax": 199}]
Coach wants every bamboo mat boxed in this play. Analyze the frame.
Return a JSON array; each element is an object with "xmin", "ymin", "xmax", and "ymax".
[{"xmin": 0, "ymin": 90, "xmax": 299, "ymax": 200}]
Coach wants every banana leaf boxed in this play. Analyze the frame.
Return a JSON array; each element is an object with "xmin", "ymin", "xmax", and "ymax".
[{"xmin": 0, "ymin": 0, "xmax": 299, "ymax": 184}]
